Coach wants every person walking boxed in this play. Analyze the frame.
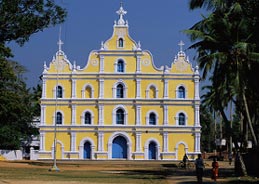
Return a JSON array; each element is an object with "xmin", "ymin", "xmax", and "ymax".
[
  {"xmin": 195, "ymin": 154, "xmax": 204, "ymax": 184},
  {"xmin": 182, "ymin": 153, "xmax": 188, "ymax": 168},
  {"xmin": 211, "ymin": 158, "xmax": 219, "ymax": 183}
]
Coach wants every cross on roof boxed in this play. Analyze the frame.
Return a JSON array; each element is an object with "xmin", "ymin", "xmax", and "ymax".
[
  {"xmin": 178, "ymin": 40, "xmax": 185, "ymax": 52},
  {"xmin": 116, "ymin": 2, "xmax": 127, "ymax": 25}
]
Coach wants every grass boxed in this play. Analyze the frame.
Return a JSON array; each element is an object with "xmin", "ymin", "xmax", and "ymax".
[{"xmin": 0, "ymin": 160, "xmax": 258, "ymax": 184}]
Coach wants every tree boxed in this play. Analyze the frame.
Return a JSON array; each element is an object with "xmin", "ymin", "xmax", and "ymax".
[
  {"xmin": 186, "ymin": 0, "xmax": 259, "ymax": 148},
  {"xmin": 0, "ymin": 0, "xmax": 66, "ymax": 150},
  {"xmin": 0, "ymin": 59, "xmax": 38, "ymax": 149},
  {"xmin": 0, "ymin": 0, "xmax": 67, "ymax": 58}
]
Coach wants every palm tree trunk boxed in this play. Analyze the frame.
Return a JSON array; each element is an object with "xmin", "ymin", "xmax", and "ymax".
[{"xmin": 242, "ymin": 93, "xmax": 258, "ymax": 147}]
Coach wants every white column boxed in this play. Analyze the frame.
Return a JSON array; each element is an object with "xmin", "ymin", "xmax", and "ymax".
[
  {"xmin": 163, "ymin": 105, "xmax": 168, "ymax": 125},
  {"xmin": 99, "ymin": 79, "xmax": 104, "ymax": 98},
  {"xmin": 195, "ymin": 104, "xmax": 200, "ymax": 126},
  {"xmin": 136, "ymin": 55, "xmax": 141, "ymax": 73},
  {"xmin": 98, "ymin": 105, "xmax": 104, "ymax": 125},
  {"xmin": 195, "ymin": 133, "xmax": 201, "ymax": 152},
  {"xmin": 100, "ymin": 55, "xmax": 104, "ymax": 73},
  {"xmin": 163, "ymin": 79, "xmax": 168, "ymax": 98},
  {"xmin": 98, "ymin": 132, "xmax": 104, "ymax": 151},
  {"xmin": 40, "ymin": 132, "xmax": 45, "ymax": 151},
  {"xmin": 136, "ymin": 105, "xmax": 141, "ymax": 125},
  {"xmin": 136, "ymin": 78, "xmax": 141, "ymax": 98},
  {"xmin": 163, "ymin": 132, "xmax": 168, "ymax": 152},
  {"xmin": 40, "ymin": 105, "xmax": 46, "ymax": 125},
  {"xmin": 42, "ymin": 78, "xmax": 46, "ymax": 98},
  {"xmin": 136, "ymin": 132, "xmax": 141, "ymax": 152},
  {"xmin": 71, "ymin": 105, "xmax": 76, "ymax": 125},
  {"xmin": 194, "ymin": 66, "xmax": 200, "ymax": 100},
  {"xmin": 72, "ymin": 79, "xmax": 76, "ymax": 98},
  {"xmin": 71, "ymin": 132, "xmax": 76, "ymax": 151}
]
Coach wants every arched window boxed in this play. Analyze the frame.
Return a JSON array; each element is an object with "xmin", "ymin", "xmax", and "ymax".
[
  {"xmin": 150, "ymin": 86, "xmax": 156, "ymax": 98},
  {"xmin": 117, "ymin": 60, "xmax": 124, "ymax": 72},
  {"xmin": 84, "ymin": 112, "xmax": 91, "ymax": 124},
  {"xmin": 179, "ymin": 113, "xmax": 185, "ymax": 125},
  {"xmin": 116, "ymin": 109, "xmax": 124, "ymax": 125},
  {"xmin": 149, "ymin": 113, "xmax": 156, "ymax": 125},
  {"xmin": 116, "ymin": 84, "xmax": 124, "ymax": 98},
  {"xmin": 85, "ymin": 87, "xmax": 91, "ymax": 98},
  {"xmin": 178, "ymin": 86, "xmax": 185, "ymax": 98},
  {"xmin": 56, "ymin": 86, "xmax": 63, "ymax": 98},
  {"xmin": 118, "ymin": 38, "xmax": 124, "ymax": 47},
  {"xmin": 56, "ymin": 112, "xmax": 62, "ymax": 125}
]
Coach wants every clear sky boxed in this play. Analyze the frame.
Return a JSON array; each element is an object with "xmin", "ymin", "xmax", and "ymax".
[{"xmin": 9, "ymin": 0, "xmax": 206, "ymax": 88}]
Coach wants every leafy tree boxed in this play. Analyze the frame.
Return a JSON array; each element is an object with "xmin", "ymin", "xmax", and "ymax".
[
  {"xmin": 186, "ymin": 0, "xmax": 259, "ymax": 147},
  {"xmin": 0, "ymin": 0, "xmax": 67, "ymax": 58},
  {"xmin": 0, "ymin": 0, "xmax": 66, "ymax": 149},
  {"xmin": 0, "ymin": 59, "xmax": 38, "ymax": 149}
]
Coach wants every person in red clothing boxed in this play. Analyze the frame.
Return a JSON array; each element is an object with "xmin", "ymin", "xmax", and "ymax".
[{"xmin": 211, "ymin": 158, "xmax": 219, "ymax": 183}]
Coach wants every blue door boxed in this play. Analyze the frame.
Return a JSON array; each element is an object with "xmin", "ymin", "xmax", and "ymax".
[
  {"xmin": 148, "ymin": 142, "xmax": 157, "ymax": 160},
  {"xmin": 112, "ymin": 136, "xmax": 127, "ymax": 159},
  {"xmin": 83, "ymin": 142, "xmax": 91, "ymax": 159}
]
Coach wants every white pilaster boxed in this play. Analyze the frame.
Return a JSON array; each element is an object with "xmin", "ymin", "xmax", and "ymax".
[
  {"xmin": 163, "ymin": 132, "xmax": 168, "ymax": 152},
  {"xmin": 72, "ymin": 79, "xmax": 76, "ymax": 98},
  {"xmin": 42, "ymin": 78, "xmax": 46, "ymax": 98},
  {"xmin": 100, "ymin": 55, "xmax": 104, "ymax": 73},
  {"xmin": 136, "ymin": 55, "xmax": 141, "ymax": 73},
  {"xmin": 98, "ymin": 105, "xmax": 104, "ymax": 125},
  {"xmin": 98, "ymin": 132, "xmax": 104, "ymax": 151},
  {"xmin": 163, "ymin": 105, "xmax": 168, "ymax": 125},
  {"xmin": 72, "ymin": 105, "xmax": 76, "ymax": 125},
  {"xmin": 40, "ymin": 132, "xmax": 45, "ymax": 151},
  {"xmin": 194, "ymin": 66, "xmax": 200, "ymax": 100},
  {"xmin": 163, "ymin": 79, "xmax": 168, "ymax": 98},
  {"xmin": 40, "ymin": 105, "xmax": 46, "ymax": 125},
  {"xmin": 195, "ymin": 132, "xmax": 201, "ymax": 152},
  {"xmin": 71, "ymin": 132, "xmax": 76, "ymax": 151},
  {"xmin": 99, "ymin": 79, "xmax": 104, "ymax": 98},
  {"xmin": 136, "ymin": 105, "xmax": 141, "ymax": 125},
  {"xmin": 195, "ymin": 104, "xmax": 200, "ymax": 126},
  {"xmin": 136, "ymin": 132, "xmax": 141, "ymax": 152},
  {"xmin": 136, "ymin": 78, "xmax": 141, "ymax": 98}
]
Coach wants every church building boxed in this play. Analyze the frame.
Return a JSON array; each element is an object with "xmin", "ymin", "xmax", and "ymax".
[{"xmin": 39, "ymin": 4, "xmax": 201, "ymax": 160}]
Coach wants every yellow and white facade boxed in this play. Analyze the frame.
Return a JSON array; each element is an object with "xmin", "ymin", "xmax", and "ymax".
[{"xmin": 39, "ymin": 5, "xmax": 201, "ymax": 160}]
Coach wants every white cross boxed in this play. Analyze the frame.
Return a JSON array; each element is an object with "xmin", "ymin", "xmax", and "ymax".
[
  {"xmin": 178, "ymin": 40, "xmax": 185, "ymax": 52},
  {"xmin": 116, "ymin": 2, "xmax": 127, "ymax": 23}
]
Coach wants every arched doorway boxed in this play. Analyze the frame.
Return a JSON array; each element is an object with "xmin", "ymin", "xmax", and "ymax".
[
  {"xmin": 112, "ymin": 136, "xmax": 127, "ymax": 159},
  {"xmin": 148, "ymin": 141, "xmax": 157, "ymax": 160},
  {"xmin": 83, "ymin": 141, "xmax": 91, "ymax": 159}
]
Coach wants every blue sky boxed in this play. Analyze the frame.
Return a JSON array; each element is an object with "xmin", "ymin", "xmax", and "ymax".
[{"xmin": 9, "ymin": 1, "xmax": 206, "ymax": 88}]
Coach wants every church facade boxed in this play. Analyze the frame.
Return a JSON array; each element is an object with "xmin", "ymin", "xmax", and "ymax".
[{"xmin": 39, "ymin": 5, "xmax": 201, "ymax": 160}]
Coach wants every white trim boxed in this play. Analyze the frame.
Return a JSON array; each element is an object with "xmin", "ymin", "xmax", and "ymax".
[
  {"xmin": 175, "ymin": 141, "xmax": 188, "ymax": 160},
  {"xmin": 53, "ymin": 84, "xmax": 65, "ymax": 98},
  {"xmin": 72, "ymin": 79, "xmax": 76, "ymax": 98},
  {"xmin": 117, "ymin": 37, "xmax": 125, "ymax": 49}
]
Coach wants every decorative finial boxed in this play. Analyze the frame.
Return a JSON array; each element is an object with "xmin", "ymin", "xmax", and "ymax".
[{"xmin": 116, "ymin": 2, "xmax": 127, "ymax": 25}]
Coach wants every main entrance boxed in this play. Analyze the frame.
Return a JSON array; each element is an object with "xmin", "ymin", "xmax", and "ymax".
[{"xmin": 112, "ymin": 136, "xmax": 127, "ymax": 159}]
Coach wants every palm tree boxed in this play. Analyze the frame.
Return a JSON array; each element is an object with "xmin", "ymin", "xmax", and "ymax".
[{"xmin": 186, "ymin": 0, "xmax": 259, "ymax": 148}]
